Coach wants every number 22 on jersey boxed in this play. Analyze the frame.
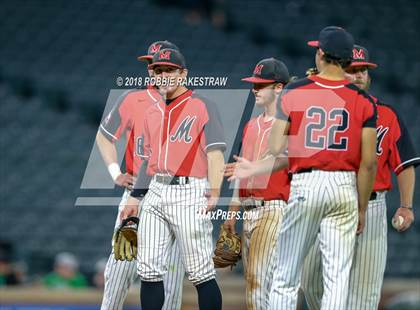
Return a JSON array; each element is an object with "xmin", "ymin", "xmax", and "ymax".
[{"xmin": 304, "ymin": 106, "xmax": 349, "ymax": 151}]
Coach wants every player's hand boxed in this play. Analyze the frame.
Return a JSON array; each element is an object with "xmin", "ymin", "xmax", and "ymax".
[
  {"xmin": 223, "ymin": 201, "xmax": 241, "ymax": 233},
  {"xmin": 393, "ymin": 207, "xmax": 414, "ymax": 232},
  {"xmin": 120, "ymin": 197, "xmax": 141, "ymax": 222},
  {"xmin": 225, "ymin": 155, "xmax": 255, "ymax": 181},
  {"xmin": 204, "ymin": 190, "xmax": 219, "ymax": 214},
  {"xmin": 224, "ymin": 162, "xmax": 236, "ymax": 178},
  {"xmin": 223, "ymin": 218, "xmax": 237, "ymax": 234},
  {"xmin": 356, "ymin": 210, "xmax": 366, "ymax": 235},
  {"xmin": 115, "ymin": 173, "xmax": 136, "ymax": 190}
]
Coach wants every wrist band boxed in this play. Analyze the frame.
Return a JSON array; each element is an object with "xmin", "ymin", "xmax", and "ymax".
[
  {"xmin": 108, "ymin": 163, "xmax": 121, "ymax": 181},
  {"xmin": 400, "ymin": 205, "xmax": 413, "ymax": 210},
  {"xmin": 231, "ymin": 198, "xmax": 241, "ymax": 205}
]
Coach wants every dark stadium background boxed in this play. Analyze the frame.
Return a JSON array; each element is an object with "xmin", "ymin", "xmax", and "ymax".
[{"xmin": 1, "ymin": 0, "xmax": 419, "ymax": 309}]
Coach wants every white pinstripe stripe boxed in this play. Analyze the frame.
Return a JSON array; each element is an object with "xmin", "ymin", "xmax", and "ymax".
[
  {"xmin": 242, "ymin": 200, "xmax": 285, "ymax": 309},
  {"xmin": 301, "ymin": 194, "xmax": 387, "ymax": 310},
  {"xmin": 270, "ymin": 171, "xmax": 357, "ymax": 309},
  {"xmin": 101, "ymin": 189, "xmax": 184, "ymax": 310},
  {"xmin": 138, "ymin": 178, "xmax": 215, "ymax": 287}
]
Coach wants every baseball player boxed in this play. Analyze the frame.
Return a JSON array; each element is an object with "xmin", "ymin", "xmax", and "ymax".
[
  {"xmin": 301, "ymin": 45, "xmax": 419, "ymax": 310},
  {"xmin": 268, "ymin": 26, "xmax": 378, "ymax": 309},
  {"xmin": 120, "ymin": 48, "xmax": 226, "ymax": 310},
  {"xmin": 96, "ymin": 41, "xmax": 184, "ymax": 310},
  {"xmin": 223, "ymin": 58, "xmax": 291, "ymax": 310}
]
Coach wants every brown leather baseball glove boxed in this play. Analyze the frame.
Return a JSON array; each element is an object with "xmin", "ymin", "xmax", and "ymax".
[
  {"xmin": 113, "ymin": 217, "xmax": 139, "ymax": 261},
  {"xmin": 213, "ymin": 225, "xmax": 241, "ymax": 269},
  {"xmin": 306, "ymin": 67, "xmax": 319, "ymax": 76}
]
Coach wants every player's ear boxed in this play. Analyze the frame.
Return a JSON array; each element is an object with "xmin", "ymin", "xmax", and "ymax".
[
  {"xmin": 181, "ymin": 69, "xmax": 188, "ymax": 78},
  {"xmin": 274, "ymin": 83, "xmax": 284, "ymax": 94}
]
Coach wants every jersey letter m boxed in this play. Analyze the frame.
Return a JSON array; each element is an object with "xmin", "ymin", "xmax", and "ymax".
[
  {"xmin": 170, "ymin": 116, "xmax": 196, "ymax": 143},
  {"xmin": 376, "ymin": 125, "xmax": 389, "ymax": 155}
]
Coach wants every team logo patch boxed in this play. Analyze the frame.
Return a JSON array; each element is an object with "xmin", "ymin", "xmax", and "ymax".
[
  {"xmin": 253, "ymin": 64, "xmax": 264, "ymax": 75},
  {"xmin": 150, "ymin": 44, "xmax": 162, "ymax": 54},
  {"xmin": 353, "ymin": 48, "xmax": 365, "ymax": 60},
  {"xmin": 159, "ymin": 50, "xmax": 171, "ymax": 60},
  {"xmin": 170, "ymin": 116, "xmax": 196, "ymax": 143},
  {"xmin": 376, "ymin": 125, "xmax": 389, "ymax": 155}
]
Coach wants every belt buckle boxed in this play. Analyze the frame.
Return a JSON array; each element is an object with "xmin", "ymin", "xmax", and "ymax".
[
  {"xmin": 168, "ymin": 176, "xmax": 189, "ymax": 185},
  {"xmin": 156, "ymin": 175, "xmax": 171, "ymax": 185},
  {"xmin": 242, "ymin": 198, "xmax": 257, "ymax": 211},
  {"xmin": 369, "ymin": 192, "xmax": 377, "ymax": 201},
  {"xmin": 170, "ymin": 177, "xmax": 180, "ymax": 185}
]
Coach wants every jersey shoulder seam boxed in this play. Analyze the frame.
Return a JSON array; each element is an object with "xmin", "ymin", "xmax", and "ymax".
[
  {"xmin": 285, "ymin": 77, "xmax": 314, "ymax": 90},
  {"xmin": 344, "ymin": 84, "xmax": 375, "ymax": 105},
  {"xmin": 376, "ymin": 100, "xmax": 400, "ymax": 118}
]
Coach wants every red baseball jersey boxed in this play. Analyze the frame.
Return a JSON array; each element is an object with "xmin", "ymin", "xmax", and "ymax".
[
  {"xmin": 239, "ymin": 114, "xmax": 290, "ymax": 202},
  {"xmin": 140, "ymin": 89, "xmax": 226, "ymax": 177},
  {"xmin": 372, "ymin": 96, "xmax": 420, "ymax": 191},
  {"xmin": 277, "ymin": 75, "xmax": 377, "ymax": 173},
  {"xmin": 99, "ymin": 87, "xmax": 160, "ymax": 176}
]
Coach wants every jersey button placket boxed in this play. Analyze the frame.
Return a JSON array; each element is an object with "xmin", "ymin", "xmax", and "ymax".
[{"xmin": 162, "ymin": 109, "xmax": 170, "ymax": 174}]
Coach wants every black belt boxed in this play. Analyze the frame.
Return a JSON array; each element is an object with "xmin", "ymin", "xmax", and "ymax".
[
  {"xmin": 242, "ymin": 198, "xmax": 266, "ymax": 211},
  {"xmin": 289, "ymin": 168, "xmax": 313, "ymax": 180},
  {"xmin": 295, "ymin": 168, "xmax": 313, "ymax": 174},
  {"xmin": 294, "ymin": 169, "xmax": 378, "ymax": 201},
  {"xmin": 294, "ymin": 168, "xmax": 351, "ymax": 175},
  {"xmin": 369, "ymin": 192, "xmax": 377, "ymax": 201},
  {"xmin": 155, "ymin": 175, "xmax": 189, "ymax": 185}
]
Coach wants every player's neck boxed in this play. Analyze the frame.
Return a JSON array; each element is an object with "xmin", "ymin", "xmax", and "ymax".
[
  {"xmin": 166, "ymin": 86, "xmax": 189, "ymax": 100},
  {"xmin": 318, "ymin": 65, "xmax": 346, "ymax": 81},
  {"xmin": 264, "ymin": 102, "xmax": 276, "ymax": 120}
]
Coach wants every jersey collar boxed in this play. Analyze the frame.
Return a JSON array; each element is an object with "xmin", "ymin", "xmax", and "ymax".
[
  {"xmin": 146, "ymin": 85, "xmax": 161, "ymax": 102},
  {"xmin": 309, "ymin": 75, "xmax": 349, "ymax": 88},
  {"xmin": 160, "ymin": 89, "xmax": 193, "ymax": 110}
]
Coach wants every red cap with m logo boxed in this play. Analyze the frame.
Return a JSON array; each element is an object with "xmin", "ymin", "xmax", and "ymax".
[
  {"xmin": 349, "ymin": 45, "xmax": 377, "ymax": 68},
  {"xmin": 137, "ymin": 40, "xmax": 179, "ymax": 62}
]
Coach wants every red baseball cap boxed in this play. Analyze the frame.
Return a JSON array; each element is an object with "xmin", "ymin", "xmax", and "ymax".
[
  {"xmin": 349, "ymin": 45, "xmax": 377, "ymax": 68},
  {"xmin": 242, "ymin": 58, "xmax": 289, "ymax": 84},
  {"xmin": 148, "ymin": 48, "xmax": 186, "ymax": 69},
  {"xmin": 137, "ymin": 40, "xmax": 179, "ymax": 62}
]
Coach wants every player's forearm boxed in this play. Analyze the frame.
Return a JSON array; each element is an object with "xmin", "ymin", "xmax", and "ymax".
[
  {"xmin": 96, "ymin": 131, "xmax": 123, "ymax": 180},
  {"xmin": 230, "ymin": 179, "xmax": 241, "ymax": 204},
  {"xmin": 228, "ymin": 182, "xmax": 241, "ymax": 222},
  {"xmin": 131, "ymin": 160, "xmax": 152, "ymax": 199},
  {"xmin": 253, "ymin": 155, "xmax": 288, "ymax": 176},
  {"xmin": 126, "ymin": 195, "xmax": 141, "ymax": 208},
  {"xmin": 207, "ymin": 149, "xmax": 225, "ymax": 197},
  {"xmin": 397, "ymin": 166, "xmax": 415, "ymax": 207},
  {"xmin": 268, "ymin": 119, "xmax": 289, "ymax": 156},
  {"xmin": 96, "ymin": 131, "xmax": 118, "ymax": 166},
  {"xmin": 357, "ymin": 162, "xmax": 377, "ymax": 212},
  {"xmin": 358, "ymin": 128, "xmax": 377, "ymax": 212}
]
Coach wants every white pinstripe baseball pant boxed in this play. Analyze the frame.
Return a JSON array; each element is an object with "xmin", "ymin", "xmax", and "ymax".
[
  {"xmin": 269, "ymin": 170, "xmax": 358, "ymax": 310},
  {"xmin": 242, "ymin": 200, "xmax": 285, "ymax": 310},
  {"xmin": 101, "ymin": 189, "xmax": 184, "ymax": 310},
  {"xmin": 137, "ymin": 176, "xmax": 216, "ymax": 286},
  {"xmin": 301, "ymin": 191, "xmax": 387, "ymax": 310}
]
